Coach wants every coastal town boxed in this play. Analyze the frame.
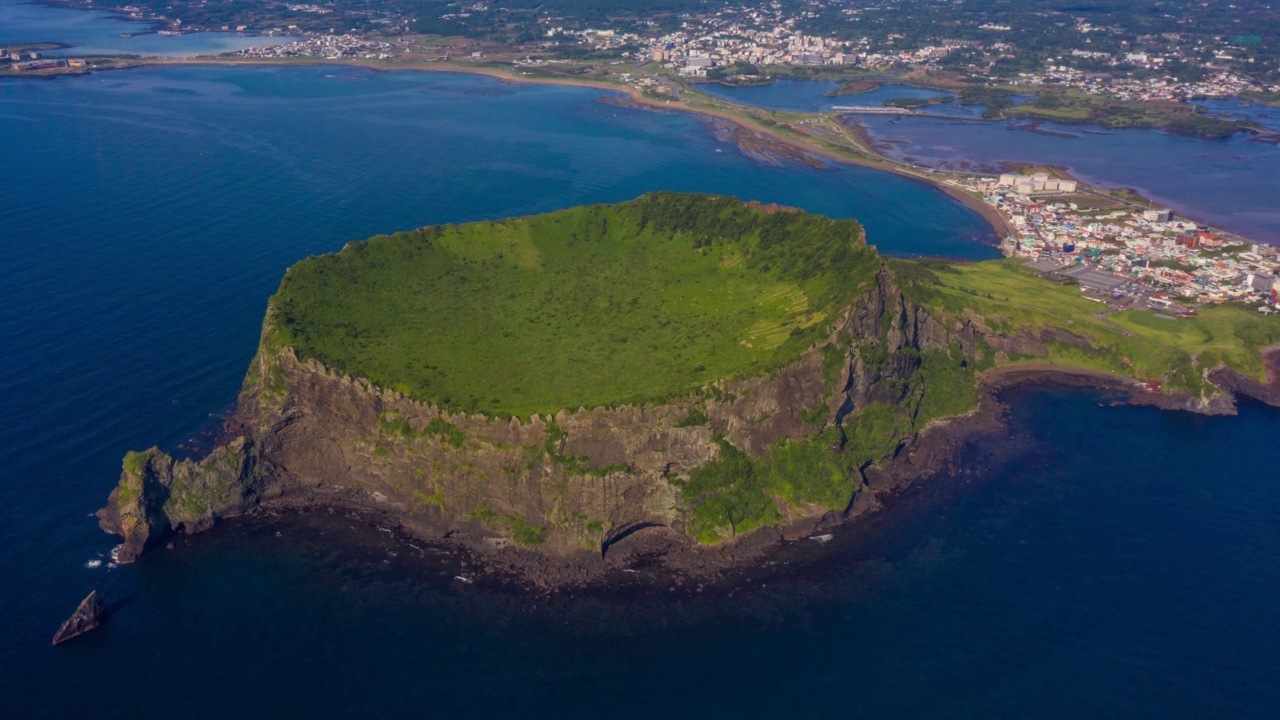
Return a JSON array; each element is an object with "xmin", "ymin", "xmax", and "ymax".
[
  {"xmin": 632, "ymin": 8, "xmax": 988, "ymax": 78},
  {"xmin": 23, "ymin": 0, "xmax": 1274, "ymax": 89},
  {"xmin": 1010, "ymin": 64, "xmax": 1267, "ymax": 106},
  {"xmin": 233, "ymin": 34, "xmax": 394, "ymax": 60},
  {"xmin": 953, "ymin": 171, "xmax": 1280, "ymax": 312},
  {"xmin": 537, "ymin": 2, "xmax": 1280, "ymax": 98}
]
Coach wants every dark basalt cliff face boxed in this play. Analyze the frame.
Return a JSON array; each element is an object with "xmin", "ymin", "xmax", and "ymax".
[{"xmin": 98, "ymin": 264, "xmax": 1279, "ymax": 567}]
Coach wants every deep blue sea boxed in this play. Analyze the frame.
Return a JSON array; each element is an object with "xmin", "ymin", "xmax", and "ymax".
[
  {"xmin": 704, "ymin": 80, "xmax": 1280, "ymax": 244},
  {"xmin": 2, "ymin": 60, "xmax": 1279, "ymax": 720}
]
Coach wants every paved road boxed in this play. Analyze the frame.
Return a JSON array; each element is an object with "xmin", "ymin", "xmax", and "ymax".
[{"xmin": 632, "ymin": 62, "xmax": 681, "ymax": 101}]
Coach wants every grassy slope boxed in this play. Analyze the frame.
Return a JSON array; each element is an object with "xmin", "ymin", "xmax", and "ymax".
[
  {"xmin": 896, "ymin": 258, "xmax": 1280, "ymax": 390},
  {"xmin": 267, "ymin": 193, "xmax": 877, "ymax": 417},
  {"xmin": 685, "ymin": 257, "xmax": 1280, "ymax": 542},
  {"xmin": 677, "ymin": 339, "xmax": 982, "ymax": 543}
]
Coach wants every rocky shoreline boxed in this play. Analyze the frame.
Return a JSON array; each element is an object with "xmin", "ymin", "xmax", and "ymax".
[
  {"xmin": 127, "ymin": 352, "xmax": 1278, "ymax": 592},
  {"xmin": 93, "ymin": 230, "xmax": 1280, "ymax": 589}
]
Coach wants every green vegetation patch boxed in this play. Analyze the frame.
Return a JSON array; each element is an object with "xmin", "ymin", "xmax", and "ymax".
[
  {"xmin": 467, "ymin": 505, "xmax": 547, "ymax": 546},
  {"xmin": 379, "ymin": 411, "xmax": 469, "ymax": 448},
  {"xmin": 680, "ymin": 342, "xmax": 981, "ymax": 543},
  {"xmin": 990, "ymin": 89, "xmax": 1249, "ymax": 138},
  {"xmin": 894, "ymin": 258, "xmax": 1280, "ymax": 390},
  {"xmin": 673, "ymin": 284, "xmax": 1009, "ymax": 545},
  {"xmin": 883, "ymin": 96, "xmax": 933, "ymax": 109},
  {"xmin": 675, "ymin": 408, "xmax": 711, "ymax": 427},
  {"xmin": 1109, "ymin": 305, "xmax": 1280, "ymax": 383},
  {"xmin": 268, "ymin": 193, "xmax": 876, "ymax": 416}
]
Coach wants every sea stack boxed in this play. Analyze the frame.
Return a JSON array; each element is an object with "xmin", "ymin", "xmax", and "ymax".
[{"xmin": 52, "ymin": 590, "xmax": 105, "ymax": 646}]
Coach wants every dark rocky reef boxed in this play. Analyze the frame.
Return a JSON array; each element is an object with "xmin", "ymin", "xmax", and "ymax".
[
  {"xmin": 98, "ymin": 262, "xmax": 1280, "ymax": 578},
  {"xmin": 52, "ymin": 590, "xmax": 105, "ymax": 645}
]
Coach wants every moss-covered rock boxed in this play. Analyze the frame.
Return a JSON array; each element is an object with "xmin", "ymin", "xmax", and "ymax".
[{"xmin": 98, "ymin": 439, "xmax": 259, "ymax": 562}]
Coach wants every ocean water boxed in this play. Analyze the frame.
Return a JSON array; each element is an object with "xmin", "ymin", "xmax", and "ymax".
[
  {"xmin": 1, "ymin": 64, "xmax": 1279, "ymax": 718},
  {"xmin": 0, "ymin": 0, "xmax": 300, "ymax": 57}
]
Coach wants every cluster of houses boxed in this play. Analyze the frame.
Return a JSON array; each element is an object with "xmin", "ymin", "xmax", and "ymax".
[
  {"xmin": 963, "ymin": 175, "xmax": 1280, "ymax": 308},
  {"xmin": 234, "ymin": 35, "xmax": 393, "ymax": 59},
  {"xmin": 537, "ymin": 17, "xmax": 874, "ymax": 75},
  {"xmin": 645, "ymin": 24, "xmax": 958, "ymax": 77},
  {"xmin": 1009, "ymin": 65, "xmax": 1272, "ymax": 103},
  {"xmin": 538, "ymin": 3, "xmax": 957, "ymax": 77},
  {"xmin": 533, "ymin": 1, "xmax": 1276, "ymax": 96},
  {"xmin": 494, "ymin": 2, "xmax": 1279, "ymax": 100}
]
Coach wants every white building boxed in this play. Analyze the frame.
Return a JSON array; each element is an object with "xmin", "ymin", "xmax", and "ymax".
[{"xmin": 997, "ymin": 173, "xmax": 1078, "ymax": 196}]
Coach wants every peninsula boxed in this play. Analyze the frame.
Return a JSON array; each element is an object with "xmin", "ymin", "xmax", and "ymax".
[{"xmin": 99, "ymin": 194, "xmax": 1280, "ymax": 580}]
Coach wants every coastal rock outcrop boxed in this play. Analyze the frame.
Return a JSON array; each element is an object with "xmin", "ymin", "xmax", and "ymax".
[
  {"xmin": 52, "ymin": 590, "xmax": 105, "ymax": 645},
  {"xmin": 98, "ymin": 437, "xmax": 261, "ymax": 563}
]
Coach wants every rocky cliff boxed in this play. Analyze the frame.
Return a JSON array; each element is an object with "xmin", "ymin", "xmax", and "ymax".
[{"xmin": 99, "ymin": 261, "xmax": 1280, "ymax": 568}]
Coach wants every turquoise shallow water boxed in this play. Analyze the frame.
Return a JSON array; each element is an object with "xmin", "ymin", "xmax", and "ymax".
[{"xmin": 2, "ymin": 65, "xmax": 1279, "ymax": 719}]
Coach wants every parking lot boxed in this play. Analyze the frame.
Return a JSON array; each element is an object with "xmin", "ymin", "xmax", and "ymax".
[{"xmin": 1057, "ymin": 265, "xmax": 1128, "ymax": 292}]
